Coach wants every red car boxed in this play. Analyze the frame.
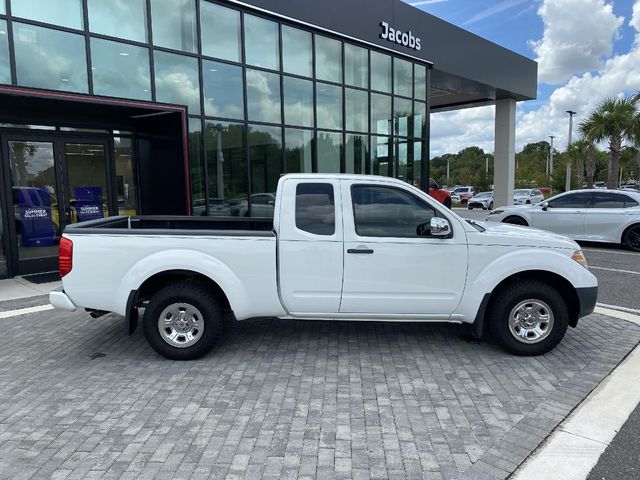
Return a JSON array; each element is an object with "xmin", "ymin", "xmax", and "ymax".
[{"xmin": 428, "ymin": 178, "xmax": 452, "ymax": 208}]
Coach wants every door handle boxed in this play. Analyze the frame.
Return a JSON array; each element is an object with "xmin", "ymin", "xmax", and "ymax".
[{"xmin": 347, "ymin": 249, "xmax": 374, "ymax": 254}]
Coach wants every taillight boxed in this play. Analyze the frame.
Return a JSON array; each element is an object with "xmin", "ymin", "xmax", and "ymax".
[{"xmin": 59, "ymin": 237, "xmax": 73, "ymax": 278}]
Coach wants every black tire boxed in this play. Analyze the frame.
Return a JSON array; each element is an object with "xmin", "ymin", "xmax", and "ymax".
[
  {"xmin": 489, "ymin": 202, "xmax": 494, "ymax": 210},
  {"xmin": 622, "ymin": 224, "xmax": 640, "ymax": 252},
  {"xmin": 143, "ymin": 282, "xmax": 224, "ymax": 360},
  {"xmin": 503, "ymin": 216, "xmax": 529, "ymax": 226},
  {"xmin": 468, "ymin": 206, "xmax": 473, "ymax": 210},
  {"xmin": 526, "ymin": 200, "xmax": 531, "ymax": 204},
  {"xmin": 487, "ymin": 280, "xmax": 569, "ymax": 356},
  {"xmin": 444, "ymin": 198, "xmax": 452, "ymax": 209}
]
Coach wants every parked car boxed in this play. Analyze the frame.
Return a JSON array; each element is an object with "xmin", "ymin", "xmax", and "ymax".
[
  {"xmin": 514, "ymin": 189, "xmax": 544, "ymax": 205},
  {"xmin": 427, "ymin": 178, "xmax": 452, "ymax": 208},
  {"xmin": 452, "ymin": 186, "xmax": 475, "ymax": 204},
  {"xmin": 51, "ymin": 174, "xmax": 597, "ymax": 360},
  {"xmin": 192, "ymin": 199, "xmax": 232, "ymax": 217},
  {"xmin": 467, "ymin": 192, "xmax": 494, "ymax": 210},
  {"xmin": 487, "ymin": 189, "xmax": 640, "ymax": 251}
]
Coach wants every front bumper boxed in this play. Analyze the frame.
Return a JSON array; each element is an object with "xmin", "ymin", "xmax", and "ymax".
[
  {"xmin": 49, "ymin": 286, "xmax": 77, "ymax": 312},
  {"xmin": 576, "ymin": 286, "xmax": 598, "ymax": 318}
]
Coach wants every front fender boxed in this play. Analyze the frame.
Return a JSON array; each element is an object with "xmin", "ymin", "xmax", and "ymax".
[{"xmin": 117, "ymin": 249, "xmax": 250, "ymax": 318}]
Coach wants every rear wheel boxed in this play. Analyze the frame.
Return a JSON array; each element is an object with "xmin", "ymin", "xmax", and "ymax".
[
  {"xmin": 622, "ymin": 224, "xmax": 640, "ymax": 252},
  {"xmin": 503, "ymin": 216, "xmax": 529, "ymax": 226},
  {"xmin": 143, "ymin": 282, "xmax": 224, "ymax": 360},
  {"xmin": 488, "ymin": 281, "xmax": 569, "ymax": 356}
]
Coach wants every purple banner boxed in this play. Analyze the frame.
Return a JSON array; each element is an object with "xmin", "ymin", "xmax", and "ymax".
[
  {"xmin": 74, "ymin": 186, "xmax": 104, "ymax": 222},
  {"xmin": 14, "ymin": 187, "xmax": 55, "ymax": 247}
]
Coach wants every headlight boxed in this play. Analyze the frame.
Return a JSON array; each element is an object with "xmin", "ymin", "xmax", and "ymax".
[
  {"xmin": 488, "ymin": 210, "xmax": 504, "ymax": 215},
  {"xmin": 571, "ymin": 250, "xmax": 588, "ymax": 269}
]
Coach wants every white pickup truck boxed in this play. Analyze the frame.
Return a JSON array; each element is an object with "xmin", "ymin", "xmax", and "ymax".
[{"xmin": 50, "ymin": 174, "xmax": 598, "ymax": 360}]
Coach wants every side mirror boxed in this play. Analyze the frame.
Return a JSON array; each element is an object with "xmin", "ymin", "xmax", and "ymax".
[
  {"xmin": 429, "ymin": 217, "xmax": 451, "ymax": 237},
  {"xmin": 541, "ymin": 201, "xmax": 549, "ymax": 211}
]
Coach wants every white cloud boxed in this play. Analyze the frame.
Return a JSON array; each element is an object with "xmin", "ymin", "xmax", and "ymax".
[
  {"xmin": 464, "ymin": 0, "xmax": 530, "ymax": 26},
  {"xmin": 531, "ymin": 0, "xmax": 624, "ymax": 84},
  {"xmin": 409, "ymin": 0, "xmax": 448, "ymax": 5},
  {"xmin": 631, "ymin": 0, "xmax": 640, "ymax": 33}
]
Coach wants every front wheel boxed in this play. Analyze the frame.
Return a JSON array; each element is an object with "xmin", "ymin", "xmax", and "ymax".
[
  {"xmin": 487, "ymin": 281, "xmax": 569, "ymax": 356},
  {"xmin": 489, "ymin": 202, "xmax": 494, "ymax": 210},
  {"xmin": 503, "ymin": 216, "xmax": 529, "ymax": 226},
  {"xmin": 143, "ymin": 282, "xmax": 224, "ymax": 360},
  {"xmin": 622, "ymin": 224, "xmax": 640, "ymax": 252}
]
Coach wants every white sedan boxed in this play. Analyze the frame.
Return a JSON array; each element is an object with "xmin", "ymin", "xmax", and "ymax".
[
  {"xmin": 486, "ymin": 189, "xmax": 640, "ymax": 251},
  {"xmin": 467, "ymin": 191, "xmax": 494, "ymax": 210},
  {"xmin": 514, "ymin": 188, "xmax": 545, "ymax": 205}
]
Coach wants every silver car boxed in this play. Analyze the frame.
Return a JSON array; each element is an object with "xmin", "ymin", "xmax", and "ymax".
[
  {"xmin": 514, "ymin": 188, "xmax": 544, "ymax": 205},
  {"xmin": 467, "ymin": 191, "xmax": 494, "ymax": 210},
  {"xmin": 486, "ymin": 189, "xmax": 640, "ymax": 251}
]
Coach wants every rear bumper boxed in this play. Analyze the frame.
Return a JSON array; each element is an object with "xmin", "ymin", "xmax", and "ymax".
[
  {"xmin": 49, "ymin": 286, "xmax": 77, "ymax": 312},
  {"xmin": 576, "ymin": 286, "xmax": 598, "ymax": 318}
]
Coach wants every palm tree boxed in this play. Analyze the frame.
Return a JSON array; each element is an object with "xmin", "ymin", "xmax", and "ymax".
[
  {"xmin": 579, "ymin": 96, "xmax": 640, "ymax": 189},
  {"xmin": 568, "ymin": 139, "xmax": 598, "ymax": 188}
]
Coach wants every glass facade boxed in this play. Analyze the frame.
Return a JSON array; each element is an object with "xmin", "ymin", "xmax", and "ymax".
[{"xmin": 0, "ymin": 0, "xmax": 430, "ymax": 220}]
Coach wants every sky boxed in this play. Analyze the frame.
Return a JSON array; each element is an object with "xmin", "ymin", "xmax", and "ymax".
[{"xmin": 404, "ymin": 0, "xmax": 640, "ymax": 157}]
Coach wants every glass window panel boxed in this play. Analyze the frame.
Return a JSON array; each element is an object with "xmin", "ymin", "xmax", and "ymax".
[
  {"xmin": 345, "ymin": 88, "xmax": 368, "ymax": 133},
  {"xmin": 394, "ymin": 97, "xmax": 412, "ymax": 137},
  {"xmin": 0, "ymin": 1, "xmax": 4, "ymax": 14},
  {"xmin": 12, "ymin": 0, "xmax": 83, "ymax": 29},
  {"xmin": 396, "ymin": 139, "xmax": 408, "ymax": 182},
  {"xmin": 244, "ymin": 14, "xmax": 279, "ymax": 70},
  {"xmin": 0, "ymin": 194, "xmax": 6, "ymax": 276},
  {"xmin": 315, "ymin": 35, "xmax": 341, "ymax": 83},
  {"xmin": 345, "ymin": 43, "xmax": 368, "ymax": 88},
  {"xmin": 88, "ymin": 0, "xmax": 147, "ymax": 43},
  {"xmin": 285, "ymin": 128, "xmax": 313, "ymax": 173},
  {"xmin": 371, "ymin": 51, "xmax": 391, "ymax": 93},
  {"xmin": 151, "ymin": 0, "xmax": 197, "ymax": 53},
  {"xmin": 414, "ymin": 101, "xmax": 426, "ymax": 138},
  {"xmin": 317, "ymin": 131, "xmax": 342, "ymax": 173},
  {"xmin": 246, "ymin": 69, "xmax": 281, "ymax": 124},
  {"xmin": 372, "ymin": 135, "xmax": 392, "ymax": 177},
  {"xmin": 394, "ymin": 58, "xmax": 412, "ymax": 97},
  {"xmin": 14, "ymin": 23, "xmax": 87, "ymax": 93},
  {"xmin": 205, "ymin": 120, "xmax": 247, "ymax": 216},
  {"xmin": 370, "ymin": 93, "xmax": 391, "ymax": 136},
  {"xmin": 295, "ymin": 183, "xmax": 335, "ymax": 236},
  {"xmin": 91, "ymin": 38, "xmax": 151, "ymax": 100},
  {"xmin": 413, "ymin": 140, "xmax": 423, "ymax": 189},
  {"xmin": 154, "ymin": 50, "xmax": 201, "ymax": 114},
  {"xmin": 0, "ymin": 20, "xmax": 10, "ymax": 85},
  {"xmin": 203, "ymin": 60, "xmax": 244, "ymax": 120},
  {"xmin": 249, "ymin": 124, "xmax": 282, "ymax": 209},
  {"xmin": 282, "ymin": 26, "xmax": 312, "ymax": 77},
  {"xmin": 114, "ymin": 137, "xmax": 139, "ymax": 216},
  {"xmin": 284, "ymin": 77, "xmax": 313, "ymax": 127},
  {"xmin": 415, "ymin": 64, "xmax": 427, "ymax": 101},
  {"xmin": 188, "ymin": 118, "xmax": 205, "ymax": 214},
  {"xmin": 346, "ymin": 134, "xmax": 368, "ymax": 174},
  {"xmin": 316, "ymin": 83, "xmax": 342, "ymax": 130},
  {"xmin": 200, "ymin": 1, "xmax": 241, "ymax": 62}
]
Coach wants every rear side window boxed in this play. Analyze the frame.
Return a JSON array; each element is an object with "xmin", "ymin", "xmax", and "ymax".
[
  {"xmin": 295, "ymin": 183, "xmax": 335, "ymax": 235},
  {"xmin": 590, "ymin": 192, "xmax": 638, "ymax": 208}
]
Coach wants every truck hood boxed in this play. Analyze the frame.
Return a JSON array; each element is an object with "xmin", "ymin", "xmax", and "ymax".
[{"xmin": 467, "ymin": 220, "xmax": 579, "ymax": 250}]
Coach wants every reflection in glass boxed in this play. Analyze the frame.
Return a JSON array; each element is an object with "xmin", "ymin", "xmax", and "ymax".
[
  {"xmin": 244, "ymin": 14, "xmax": 279, "ymax": 70},
  {"xmin": 284, "ymin": 77, "xmax": 313, "ymax": 127},
  {"xmin": 0, "ymin": 196, "xmax": 6, "ymax": 276},
  {"xmin": 394, "ymin": 97, "xmax": 412, "ymax": 137},
  {"xmin": 91, "ymin": 38, "xmax": 151, "ymax": 100},
  {"xmin": 396, "ymin": 139, "xmax": 408, "ymax": 182},
  {"xmin": 188, "ymin": 118, "xmax": 205, "ymax": 213},
  {"xmin": 151, "ymin": 0, "xmax": 197, "ymax": 53},
  {"xmin": 9, "ymin": 141, "xmax": 60, "ymax": 267},
  {"xmin": 372, "ymin": 135, "xmax": 392, "ymax": 177},
  {"xmin": 346, "ymin": 134, "xmax": 368, "ymax": 174},
  {"xmin": 285, "ymin": 128, "xmax": 313, "ymax": 173},
  {"xmin": 154, "ymin": 50, "xmax": 201, "ymax": 113},
  {"xmin": 14, "ymin": 23, "xmax": 88, "ymax": 93},
  {"xmin": 0, "ymin": 20, "xmax": 10, "ymax": 85},
  {"xmin": 316, "ymin": 83, "xmax": 342, "ymax": 130},
  {"xmin": 249, "ymin": 124, "xmax": 282, "ymax": 204},
  {"xmin": 315, "ymin": 35, "xmax": 341, "ymax": 83},
  {"xmin": 205, "ymin": 120, "xmax": 247, "ymax": 216},
  {"xmin": 345, "ymin": 88, "xmax": 368, "ymax": 133},
  {"xmin": 317, "ymin": 131, "xmax": 342, "ymax": 173},
  {"xmin": 114, "ymin": 137, "xmax": 138, "ymax": 216},
  {"xmin": 345, "ymin": 43, "xmax": 368, "ymax": 88},
  {"xmin": 370, "ymin": 93, "xmax": 391, "ymax": 135},
  {"xmin": 203, "ymin": 60, "xmax": 244, "ymax": 119},
  {"xmin": 415, "ymin": 64, "xmax": 427, "ymax": 101},
  {"xmin": 0, "ymin": 1, "xmax": 4, "ymax": 14},
  {"xmin": 88, "ymin": 0, "xmax": 147, "ymax": 43},
  {"xmin": 12, "ymin": 0, "xmax": 83, "ymax": 29},
  {"xmin": 371, "ymin": 51, "xmax": 391, "ymax": 93},
  {"xmin": 414, "ymin": 101, "xmax": 427, "ymax": 138},
  {"xmin": 394, "ymin": 58, "xmax": 413, "ymax": 98},
  {"xmin": 65, "ymin": 143, "xmax": 109, "ymax": 224},
  {"xmin": 200, "ymin": 1, "xmax": 241, "ymax": 62},
  {"xmin": 246, "ymin": 69, "xmax": 281, "ymax": 124},
  {"xmin": 282, "ymin": 26, "xmax": 312, "ymax": 77},
  {"xmin": 413, "ymin": 140, "xmax": 423, "ymax": 189}
]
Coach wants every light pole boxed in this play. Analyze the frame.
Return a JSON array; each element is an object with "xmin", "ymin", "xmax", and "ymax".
[
  {"xmin": 446, "ymin": 157, "xmax": 450, "ymax": 183},
  {"xmin": 549, "ymin": 135, "xmax": 555, "ymax": 184},
  {"xmin": 566, "ymin": 110, "xmax": 576, "ymax": 191}
]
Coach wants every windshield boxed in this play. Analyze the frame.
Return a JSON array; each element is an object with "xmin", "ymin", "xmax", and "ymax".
[
  {"xmin": 514, "ymin": 189, "xmax": 529, "ymax": 196},
  {"xmin": 474, "ymin": 192, "xmax": 491, "ymax": 198}
]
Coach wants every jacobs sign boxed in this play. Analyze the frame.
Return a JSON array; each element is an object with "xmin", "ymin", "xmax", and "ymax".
[{"xmin": 379, "ymin": 21, "xmax": 421, "ymax": 51}]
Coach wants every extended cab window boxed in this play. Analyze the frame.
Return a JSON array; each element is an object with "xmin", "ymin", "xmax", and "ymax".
[
  {"xmin": 295, "ymin": 183, "xmax": 335, "ymax": 235},
  {"xmin": 351, "ymin": 185, "xmax": 436, "ymax": 237}
]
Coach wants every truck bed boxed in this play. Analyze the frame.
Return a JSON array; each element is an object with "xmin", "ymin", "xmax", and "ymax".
[{"xmin": 65, "ymin": 216, "xmax": 275, "ymax": 236}]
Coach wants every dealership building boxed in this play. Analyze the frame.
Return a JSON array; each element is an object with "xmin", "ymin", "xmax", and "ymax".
[{"xmin": 0, "ymin": 0, "xmax": 537, "ymax": 278}]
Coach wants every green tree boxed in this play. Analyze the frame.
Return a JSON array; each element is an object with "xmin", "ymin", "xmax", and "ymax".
[{"xmin": 579, "ymin": 96, "xmax": 640, "ymax": 189}]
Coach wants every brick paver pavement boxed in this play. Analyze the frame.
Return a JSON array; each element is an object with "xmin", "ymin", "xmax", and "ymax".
[{"xmin": 0, "ymin": 305, "xmax": 638, "ymax": 480}]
